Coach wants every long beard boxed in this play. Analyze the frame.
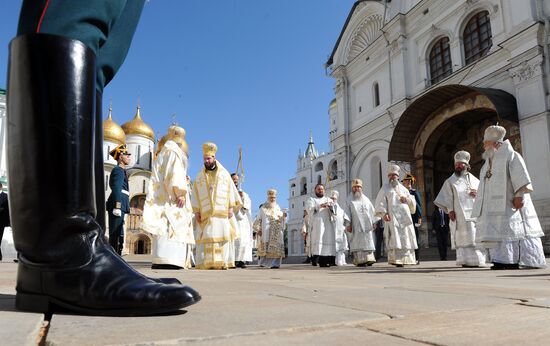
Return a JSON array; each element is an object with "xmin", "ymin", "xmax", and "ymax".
[
  {"xmin": 483, "ymin": 148, "xmax": 495, "ymax": 160},
  {"xmin": 264, "ymin": 201, "xmax": 278, "ymax": 209},
  {"xmin": 353, "ymin": 191, "xmax": 362, "ymax": 200},
  {"xmin": 389, "ymin": 180, "xmax": 398, "ymax": 188}
]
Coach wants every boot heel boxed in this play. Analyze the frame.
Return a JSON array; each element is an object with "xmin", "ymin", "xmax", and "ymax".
[{"xmin": 16, "ymin": 293, "xmax": 52, "ymax": 313}]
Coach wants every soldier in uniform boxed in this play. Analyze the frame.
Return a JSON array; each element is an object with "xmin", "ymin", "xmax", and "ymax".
[
  {"xmin": 106, "ymin": 144, "xmax": 131, "ymax": 255},
  {"xmin": 6, "ymin": 0, "xmax": 200, "ymax": 316}
]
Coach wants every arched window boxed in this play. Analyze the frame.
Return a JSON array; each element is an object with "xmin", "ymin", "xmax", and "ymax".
[
  {"xmin": 330, "ymin": 160, "xmax": 338, "ymax": 180},
  {"xmin": 373, "ymin": 82, "xmax": 380, "ymax": 107},
  {"xmin": 429, "ymin": 37, "xmax": 452, "ymax": 85},
  {"xmin": 463, "ymin": 11, "xmax": 492, "ymax": 65},
  {"xmin": 314, "ymin": 162, "xmax": 324, "ymax": 172},
  {"xmin": 300, "ymin": 177, "xmax": 307, "ymax": 196}
]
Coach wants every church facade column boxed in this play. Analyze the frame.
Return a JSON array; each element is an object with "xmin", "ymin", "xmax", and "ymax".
[{"xmin": 509, "ymin": 53, "xmax": 550, "ymax": 251}]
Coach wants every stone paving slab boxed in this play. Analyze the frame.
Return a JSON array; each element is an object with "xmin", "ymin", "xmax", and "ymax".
[
  {"xmin": 360, "ymin": 304, "xmax": 550, "ymax": 346},
  {"xmin": 1, "ymin": 260, "xmax": 550, "ymax": 345}
]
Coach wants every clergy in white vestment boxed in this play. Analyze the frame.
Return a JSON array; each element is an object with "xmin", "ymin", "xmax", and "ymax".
[
  {"xmin": 253, "ymin": 189, "xmax": 286, "ymax": 269},
  {"xmin": 192, "ymin": 142, "xmax": 242, "ymax": 270},
  {"xmin": 141, "ymin": 126, "xmax": 195, "ymax": 269},
  {"xmin": 345, "ymin": 179, "xmax": 379, "ymax": 267},
  {"xmin": 306, "ymin": 184, "xmax": 337, "ymax": 267},
  {"xmin": 329, "ymin": 190, "xmax": 349, "ymax": 266},
  {"xmin": 472, "ymin": 125, "xmax": 546, "ymax": 269},
  {"xmin": 434, "ymin": 150, "xmax": 486, "ymax": 267},
  {"xmin": 374, "ymin": 164, "xmax": 418, "ymax": 267},
  {"xmin": 300, "ymin": 210, "xmax": 313, "ymax": 264},
  {"xmin": 231, "ymin": 173, "xmax": 253, "ymax": 268}
]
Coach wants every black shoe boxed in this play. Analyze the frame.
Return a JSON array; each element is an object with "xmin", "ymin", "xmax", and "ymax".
[
  {"xmin": 504, "ymin": 263, "xmax": 520, "ymax": 270},
  {"xmin": 151, "ymin": 264, "xmax": 183, "ymax": 270},
  {"xmin": 302, "ymin": 257, "xmax": 311, "ymax": 264},
  {"xmin": 8, "ymin": 34, "xmax": 200, "ymax": 316},
  {"xmin": 491, "ymin": 262, "xmax": 506, "ymax": 270}
]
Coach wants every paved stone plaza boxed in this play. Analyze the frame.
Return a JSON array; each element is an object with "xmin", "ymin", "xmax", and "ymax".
[{"xmin": 1, "ymin": 257, "xmax": 550, "ymax": 345}]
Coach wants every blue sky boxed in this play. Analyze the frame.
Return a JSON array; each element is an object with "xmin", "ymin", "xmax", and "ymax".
[{"xmin": 0, "ymin": 0, "xmax": 356, "ymax": 213}]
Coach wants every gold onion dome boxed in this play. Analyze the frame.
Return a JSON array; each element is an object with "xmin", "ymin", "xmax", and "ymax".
[
  {"xmin": 329, "ymin": 98, "xmax": 337, "ymax": 109},
  {"xmin": 103, "ymin": 106, "xmax": 126, "ymax": 144},
  {"xmin": 121, "ymin": 105, "xmax": 155, "ymax": 141}
]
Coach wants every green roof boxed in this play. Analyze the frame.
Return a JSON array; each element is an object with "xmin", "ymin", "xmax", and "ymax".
[{"xmin": 0, "ymin": 88, "xmax": 6, "ymax": 95}]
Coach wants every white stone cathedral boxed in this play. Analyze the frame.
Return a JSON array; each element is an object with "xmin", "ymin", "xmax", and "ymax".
[{"xmin": 288, "ymin": 0, "xmax": 550, "ymax": 256}]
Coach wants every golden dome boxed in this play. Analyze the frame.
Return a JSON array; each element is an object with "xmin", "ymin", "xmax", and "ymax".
[
  {"xmin": 121, "ymin": 105, "xmax": 155, "ymax": 140},
  {"xmin": 103, "ymin": 106, "xmax": 126, "ymax": 144},
  {"xmin": 329, "ymin": 98, "xmax": 337, "ymax": 109}
]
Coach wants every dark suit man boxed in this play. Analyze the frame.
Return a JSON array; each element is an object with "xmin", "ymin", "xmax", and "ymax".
[
  {"xmin": 106, "ymin": 144, "xmax": 131, "ymax": 255},
  {"xmin": 432, "ymin": 207, "xmax": 450, "ymax": 260},
  {"xmin": 0, "ymin": 183, "xmax": 10, "ymax": 261}
]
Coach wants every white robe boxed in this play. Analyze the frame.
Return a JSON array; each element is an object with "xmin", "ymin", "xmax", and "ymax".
[
  {"xmin": 306, "ymin": 196, "xmax": 336, "ymax": 257},
  {"xmin": 141, "ymin": 141, "xmax": 195, "ymax": 268},
  {"xmin": 472, "ymin": 140, "xmax": 546, "ymax": 268},
  {"xmin": 434, "ymin": 172, "xmax": 486, "ymax": 266},
  {"xmin": 301, "ymin": 214, "xmax": 312, "ymax": 257},
  {"xmin": 346, "ymin": 194, "xmax": 379, "ymax": 265},
  {"xmin": 374, "ymin": 183, "xmax": 418, "ymax": 265},
  {"xmin": 332, "ymin": 202, "xmax": 349, "ymax": 265},
  {"xmin": 234, "ymin": 191, "xmax": 253, "ymax": 262}
]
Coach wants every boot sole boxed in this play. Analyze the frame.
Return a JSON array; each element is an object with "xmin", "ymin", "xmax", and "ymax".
[{"xmin": 16, "ymin": 292, "xmax": 201, "ymax": 317}]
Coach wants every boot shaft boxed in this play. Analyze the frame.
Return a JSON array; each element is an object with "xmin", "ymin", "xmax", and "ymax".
[{"xmin": 7, "ymin": 34, "xmax": 97, "ymax": 262}]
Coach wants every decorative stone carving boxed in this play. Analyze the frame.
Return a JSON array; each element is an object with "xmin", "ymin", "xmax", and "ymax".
[
  {"xmin": 346, "ymin": 14, "xmax": 384, "ymax": 63},
  {"xmin": 509, "ymin": 56, "xmax": 543, "ymax": 85}
]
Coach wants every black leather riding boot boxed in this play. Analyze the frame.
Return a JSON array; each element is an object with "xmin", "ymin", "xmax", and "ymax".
[
  {"xmin": 7, "ymin": 34, "xmax": 199, "ymax": 316},
  {"xmin": 94, "ymin": 90, "xmax": 107, "ymax": 231}
]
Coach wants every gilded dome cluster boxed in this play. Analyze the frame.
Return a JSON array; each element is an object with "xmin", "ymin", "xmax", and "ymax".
[{"xmin": 103, "ymin": 105, "xmax": 155, "ymax": 143}]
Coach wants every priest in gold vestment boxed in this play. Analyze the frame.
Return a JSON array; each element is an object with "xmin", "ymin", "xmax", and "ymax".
[{"xmin": 192, "ymin": 142, "xmax": 242, "ymax": 270}]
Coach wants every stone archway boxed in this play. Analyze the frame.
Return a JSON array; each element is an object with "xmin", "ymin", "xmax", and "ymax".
[
  {"xmin": 388, "ymin": 85, "xmax": 520, "ymax": 245},
  {"xmin": 131, "ymin": 233, "xmax": 152, "ymax": 255}
]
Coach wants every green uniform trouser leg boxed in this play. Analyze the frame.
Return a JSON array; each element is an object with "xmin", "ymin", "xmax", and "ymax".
[
  {"xmin": 17, "ymin": 0, "xmax": 145, "ymax": 92},
  {"xmin": 108, "ymin": 213, "xmax": 125, "ymax": 255}
]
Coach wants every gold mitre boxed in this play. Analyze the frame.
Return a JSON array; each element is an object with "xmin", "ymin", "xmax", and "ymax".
[
  {"xmin": 167, "ymin": 125, "xmax": 186, "ymax": 139},
  {"xmin": 165, "ymin": 125, "xmax": 188, "ymax": 153},
  {"xmin": 267, "ymin": 189, "xmax": 277, "ymax": 197},
  {"xmin": 202, "ymin": 142, "xmax": 218, "ymax": 156},
  {"xmin": 352, "ymin": 179, "xmax": 363, "ymax": 188}
]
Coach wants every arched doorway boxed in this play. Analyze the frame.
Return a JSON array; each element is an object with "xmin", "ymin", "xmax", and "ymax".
[
  {"xmin": 389, "ymin": 85, "xmax": 520, "ymax": 245},
  {"xmin": 132, "ymin": 233, "xmax": 151, "ymax": 255}
]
